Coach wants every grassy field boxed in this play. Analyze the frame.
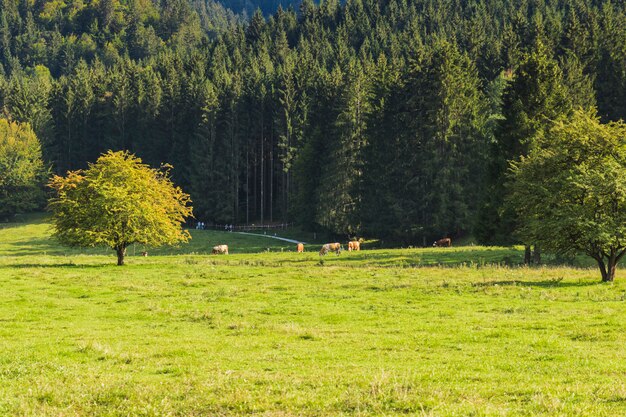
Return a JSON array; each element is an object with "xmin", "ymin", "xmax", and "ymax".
[{"xmin": 1, "ymin": 217, "xmax": 626, "ymax": 416}]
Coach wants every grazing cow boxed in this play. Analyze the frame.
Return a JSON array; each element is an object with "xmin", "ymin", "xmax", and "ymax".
[
  {"xmin": 348, "ymin": 241, "xmax": 360, "ymax": 251},
  {"xmin": 212, "ymin": 244, "xmax": 229, "ymax": 255},
  {"xmin": 297, "ymin": 243, "xmax": 304, "ymax": 253},
  {"xmin": 141, "ymin": 251, "xmax": 148, "ymax": 257},
  {"xmin": 319, "ymin": 242, "xmax": 341, "ymax": 256},
  {"xmin": 433, "ymin": 238, "xmax": 452, "ymax": 247}
]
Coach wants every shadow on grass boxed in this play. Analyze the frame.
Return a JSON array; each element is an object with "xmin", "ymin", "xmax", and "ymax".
[
  {"xmin": 473, "ymin": 279, "xmax": 601, "ymax": 288},
  {"xmin": 3, "ymin": 234, "xmax": 295, "ymax": 257},
  {"xmin": 1, "ymin": 238, "xmax": 92, "ymax": 256},
  {"xmin": 0, "ymin": 213, "xmax": 50, "ymax": 229},
  {"xmin": 320, "ymin": 249, "xmax": 526, "ymax": 268},
  {"xmin": 0, "ymin": 263, "xmax": 109, "ymax": 269},
  {"xmin": 0, "ymin": 222, "xmax": 28, "ymax": 230}
]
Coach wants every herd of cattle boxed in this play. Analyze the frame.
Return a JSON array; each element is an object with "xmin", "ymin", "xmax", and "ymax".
[{"xmin": 210, "ymin": 237, "xmax": 452, "ymax": 255}]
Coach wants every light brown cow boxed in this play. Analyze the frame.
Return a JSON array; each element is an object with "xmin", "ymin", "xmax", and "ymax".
[
  {"xmin": 348, "ymin": 241, "xmax": 360, "ymax": 251},
  {"xmin": 297, "ymin": 243, "xmax": 304, "ymax": 253},
  {"xmin": 319, "ymin": 242, "xmax": 341, "ymax": 256},
  {"xmin": 433, "ymin": 238, "xmax": 452, "ymax": 247},
  {"xmin": 212, "ymin": 244, "xmax": 229, "ymax": 254}
]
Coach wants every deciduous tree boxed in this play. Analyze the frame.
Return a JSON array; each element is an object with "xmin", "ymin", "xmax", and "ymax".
[
  {"xmin": 0, "ymin": 119, "xmax": 45, "ymax": 218},
  {"xmin": 48, "ymin": 150, "xmax": 193, "ymax": 265},
  {"xmin": 510, "ymin": 109, "xmax": 626, "ymax": 282}
]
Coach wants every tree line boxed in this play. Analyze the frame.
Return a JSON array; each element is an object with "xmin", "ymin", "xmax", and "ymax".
[{"xmin": 1, "ymin": 0, "xmax": 625, "ymax": 245}]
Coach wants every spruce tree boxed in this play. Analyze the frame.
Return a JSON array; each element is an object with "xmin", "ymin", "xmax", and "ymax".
[{"xmin": 476, "ymin": 38, "xmax": 571, "ymax": 245}]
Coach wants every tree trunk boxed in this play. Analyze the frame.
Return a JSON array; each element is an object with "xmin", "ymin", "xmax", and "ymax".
[
  {"xmin": 524, "ymin": 245, "xmax": 531, "ymax": 265},
  {"xmin": 116, "ymin": 246, "xmax": 127, "ymax": 266},
  {"xmin": 260, "ymin": 143, "xmax": 264, "ymax": 224},
  {"xmin": 285, "ymin": 170, "xmax": 290, "ymax": 224},
  {"xmin": 606, "ymin": 252, "xmax": 617, "ymax": 282},
  {"xmin": 594, "ymin": 256, "xmax": 610, "ymax": 282},
  {"xmin": 260, "ymin": 110, "xmax": 264, "ymax": 225},
  {"xmin": 246, "ymin": 149, "xmax": 249, "ymax": 224},
  {"xmin": 598, "ymin": 264, "xmax": 607, "ymax": 282},
  {"xmin": 253, "ymin": 150, "xmax": 257, "ymax": 220},
  {"xmin": 67, "ymin": 114, "xmax": 72, "ymax": 170},
  {"xmin": 607, "ymin": 260, "xmax": 617, "ymax": 282},
  {"xmin": 593, "ymin": 249, "xmax": 626, "ymax": 282},
  {"xmin": 270, "ymin": 150, "xmax": 273, "ymax": 223},
  {"xmin": 533, "ymin": 244, "xmax": 541, "ymax": 265},
  {"xmin": 282, "ymin": 169, "xmax": 287, "ymax": 224}
]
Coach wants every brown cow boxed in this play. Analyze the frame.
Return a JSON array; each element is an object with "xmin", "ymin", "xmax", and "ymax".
[
  {"xmin": 297, "ymin": 243, "xmax": 304, "ymax": 253},
  {"xmin": 140, "ymin": 251, "xmax": 148, "ymax": 257},
  {"xmin": 433, "ymin": 238, "xmax": 452, "ymax": 247},
  {"xmin": 212, "ymin": 244, "xmax": 229, "ymax": 254},
  {"xmin": 348, "ymin": 241, "xmax": 360, "ymax": 251},
  {"xmin": 319, "ymin": 242, "xmax": 341, "ymax": 256}
]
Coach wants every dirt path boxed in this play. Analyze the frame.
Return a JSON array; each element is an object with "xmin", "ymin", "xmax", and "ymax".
[{"xmin": 236, "ymin": 232, "xmax": 307, "ymax": 245}]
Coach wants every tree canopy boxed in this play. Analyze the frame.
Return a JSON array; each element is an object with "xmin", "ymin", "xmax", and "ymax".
[
  {"xmin": 509, "ymin": 109, "xmax": 626, "ymax": 281},
  {"xmin": 1, "ymin": 0, "xmax": 624, "ymax": 244},
  {"xmin": 48, "ymin": 150, "xmax": 193, "ymax": 265},
  {"xmin": 0, "ymin": 118, "xmax": 45, "ymax": 218}
]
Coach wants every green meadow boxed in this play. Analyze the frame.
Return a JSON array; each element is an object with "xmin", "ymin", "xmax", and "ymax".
[{"xmin": 1, "ymin": 217, "xmax": 626, "ymax": 416}]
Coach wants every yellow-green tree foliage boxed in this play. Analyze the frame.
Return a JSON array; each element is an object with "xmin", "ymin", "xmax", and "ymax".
[
  {"xmin": 48, "ymin": 150, "xmax": 193, "ymax": 265},
  {"xmin": 0, "ymin": 119, "xmax": 45, "ymax": 218}
]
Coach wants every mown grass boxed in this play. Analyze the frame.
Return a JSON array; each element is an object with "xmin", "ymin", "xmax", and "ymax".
[{"xmin": 1, "ymin": 216, "xmax": 626, "ymax": 416}]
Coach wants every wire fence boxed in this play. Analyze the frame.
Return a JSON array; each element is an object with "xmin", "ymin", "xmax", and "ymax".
[{"xmin": 193, "ymin": 222, "xmax": 294, "ymax": 232}]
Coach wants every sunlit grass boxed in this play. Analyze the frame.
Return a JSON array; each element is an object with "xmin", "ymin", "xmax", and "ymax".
[{"xmin": 0, "ymin": 216, "xmax": 625, "ymax": 415}]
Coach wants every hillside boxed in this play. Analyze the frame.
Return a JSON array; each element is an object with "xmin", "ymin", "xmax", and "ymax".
[
  {"xmin": 0, "ymin": 214, "xmax": 525, "ymax": 265},
  {"xmin": 1, "ymin": 0, "xmax": 625, "ymax": 245}
]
